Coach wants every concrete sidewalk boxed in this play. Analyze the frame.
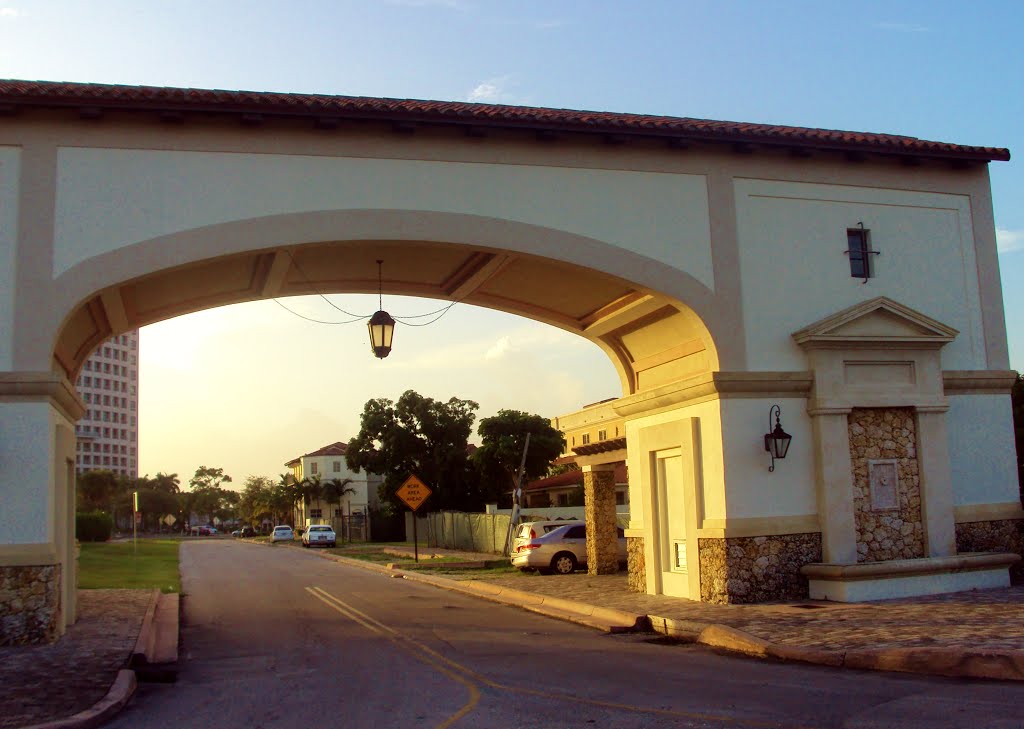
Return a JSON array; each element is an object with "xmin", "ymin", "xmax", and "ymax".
[{"xmin": 0, "ymin": 588, "xmax": 178, "ymax": 729}]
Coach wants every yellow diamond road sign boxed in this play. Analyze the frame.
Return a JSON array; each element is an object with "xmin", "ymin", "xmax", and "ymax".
[{"xmin": 396, "ymin": 474, "xmax": 431, "ymax": 512}]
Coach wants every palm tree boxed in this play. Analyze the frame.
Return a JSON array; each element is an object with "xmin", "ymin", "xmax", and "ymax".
[
  {"xmin": 324, "ymin": 477, "xmax": 357, "ymax": 541},
  {"xmin": 301, "ymin": 474, "xmax": 325, "ymax": 525}
]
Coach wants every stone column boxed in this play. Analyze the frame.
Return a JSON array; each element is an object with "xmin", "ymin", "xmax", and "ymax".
[
  {"xmin": 583, "ymin": 464, "xmax": 619, "ymax": 574},
  {"xmin": 810, "ymin": 410, "xmax": 858, "ymax": 563},
  {"xmin": 916, "ymin": 409, "xmax": 956, "ymax": 557}
]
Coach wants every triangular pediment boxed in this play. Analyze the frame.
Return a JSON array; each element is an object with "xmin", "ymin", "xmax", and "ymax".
[{"xmin": 792, "ymin": 297, "xmax": 958, "ymax": 350}]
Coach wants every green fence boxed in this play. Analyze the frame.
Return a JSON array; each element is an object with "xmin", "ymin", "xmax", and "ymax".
[{"xmin": 415, "ymin": 510, "xmax": 584, "ymax": 555}]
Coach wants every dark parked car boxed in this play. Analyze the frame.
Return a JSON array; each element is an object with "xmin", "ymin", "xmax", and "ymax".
[{"xmin": 240, "ymin": 526, "xmax": 255, "ymax": 538}]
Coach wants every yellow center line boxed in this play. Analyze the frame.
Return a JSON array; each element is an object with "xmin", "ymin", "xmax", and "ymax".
[
  {"xmin": 306, "ymin": 586, "xmax": 480, "ymax": 729},
  {"xmin": 307, "ymin": 585, "xmax": 814, "ymax": 729}
]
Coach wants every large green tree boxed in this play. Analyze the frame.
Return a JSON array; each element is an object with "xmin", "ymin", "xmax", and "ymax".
[
  {"xmin": 239, "ymin": 475, "xmax": 274, "ymax": 526},
  {"xmin": 346, "ymin": 390, "xmax": 479, "ymax": 512},
  {"xmin": 473, "ymin": 410, "xmax": 566, "ymax": 507},
  {"xmin": 185, "ymin": 465, "xmax": 235, "ymax": 525}
]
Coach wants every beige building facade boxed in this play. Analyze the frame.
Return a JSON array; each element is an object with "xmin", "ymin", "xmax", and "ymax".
[{"xmin": 0, "ymin": 80, "xmax": 1018, "ymax": 644}]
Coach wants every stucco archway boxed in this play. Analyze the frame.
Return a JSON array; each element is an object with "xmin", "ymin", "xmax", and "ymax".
[{"xmin": 1, "ymin": 80, "xmax": 1018, "ymax": 644}]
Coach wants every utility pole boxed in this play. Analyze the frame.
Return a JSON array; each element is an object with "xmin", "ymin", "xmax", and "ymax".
[{"xmin": 503, "ymin": 432, "xmax": 531, "ymax": 556}]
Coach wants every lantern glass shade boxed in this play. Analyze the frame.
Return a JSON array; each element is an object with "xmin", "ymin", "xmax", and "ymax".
[
  {"xmin": 367, "ymin": 310, "xmax": 396, "ymax": 359},
  {"xmin": 765, "ymin": 422, "xmax": 792, "ymax": 460}
]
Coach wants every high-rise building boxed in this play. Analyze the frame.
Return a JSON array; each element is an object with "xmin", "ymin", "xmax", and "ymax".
[{"xmin": 73, "ymin": 330, "xmax": 140, "ymax": 478}]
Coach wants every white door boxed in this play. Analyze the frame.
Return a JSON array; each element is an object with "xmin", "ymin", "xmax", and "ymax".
[{"xmin": 655, "ymin": 449, "xmax": 690, "ymax": 597}]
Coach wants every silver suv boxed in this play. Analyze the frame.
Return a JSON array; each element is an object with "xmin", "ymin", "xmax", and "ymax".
[{"xmin": 511, "ymin": 522, "xmax": 626, "ymax": 574}]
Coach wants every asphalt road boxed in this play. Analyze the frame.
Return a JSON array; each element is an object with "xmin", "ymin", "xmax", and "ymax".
[{"xmin": 107, "ymin": 540, "xmax": 1023, "ymax": 729}]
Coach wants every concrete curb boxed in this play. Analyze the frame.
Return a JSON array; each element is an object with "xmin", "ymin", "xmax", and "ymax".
[
  {"xmin": 130, "ymin": 588, "xmax": 161, "ymax": 666},
  {"xmin": 648, "ymin": 614, "xmax": 1024, "ymax": 681},
  {"xmin": 22, "ymin": 669, "xmax": 136, "ymax": 729}
]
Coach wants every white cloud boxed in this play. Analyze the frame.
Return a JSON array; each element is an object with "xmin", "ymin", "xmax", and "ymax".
[
  {"xmin": 997, "ymin": 227, "xmax": 1024, "ymax": 254},
  {"xmin": 467, "ymin": 75, "xmax": 516, "ymax": 104},
  {"xmin": 876, "ymin": 21, "xmax": 930, "ymax": 33},
  {"xmin": 484, "ymin": 335, "xmax": 514, "ymax": 360},
  {"xmin": 0, "ymin": 7, "xmax": 24, "ymax": 18}
]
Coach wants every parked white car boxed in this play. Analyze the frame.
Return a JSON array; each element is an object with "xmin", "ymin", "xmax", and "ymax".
[
  {"xmin": 511, "ymin": 522, "xmax": 626, "ymax": 574},
  {"xmin": 302, "ymin": 525, "xmax": 336, "ymax": 548},
  {"xmin": 511, "ymin": 520, "xmax": 578, "ymax": 555},
  {"xmin": 271, "ymin": 525, "xmax": 294, "ymax": 543}
]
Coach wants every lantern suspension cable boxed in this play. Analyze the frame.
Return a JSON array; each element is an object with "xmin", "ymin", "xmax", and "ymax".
[{"xmin": 276, "ymin": 249, "xmax": 461, "ymax": 325}]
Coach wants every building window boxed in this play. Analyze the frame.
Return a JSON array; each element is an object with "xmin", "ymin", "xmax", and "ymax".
[
  {"xmin": 581, "ymin": 434, "xmax": 591, "ymax": 445},
  {"xmin": 334, "ymin": 508, "xmax": 342, "ymax": 518},
  {"xmin": 310, "ymin": 462, "xmax": 318, "ymax": 474},
  {"xmin": 598, "ymin": 430, "xmax": 607, "ymax": 441},
  {"xmin": 846, "ymin": 226, "xmax": 876, "ymax": 281},
  {"xmin": 310, "ymin": 508, "xmax": 322, "ymax": 519},
  {"xmin": 616, "ymin": 490, "xmax": 627, "ymax": 505},
  {"xmin": 333, "ymin": 461, "xmax": 341, "ymax": 472}
]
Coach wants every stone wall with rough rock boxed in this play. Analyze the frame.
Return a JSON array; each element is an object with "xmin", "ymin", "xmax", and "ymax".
[
  {"xmin": 0, "ymin": 564, "xmax": 61, "ymax": 645},
  {"xmin": 583, "ymin": 468, "xmax": 620, "ymax": 574},
  {"xmin": 848, "ymin": 407, "xmax": 925, "ymax": 562},
  {"xmin": 626, "ymin": 536, "xmax": 646, "ymax": 592},
  {"xmin": 956, "ymin": 518, "xmax": 1024, "ymax": 582},
  {"xmin": 698, "ymin": 533, "xmax": 821, "ymax": 604}
]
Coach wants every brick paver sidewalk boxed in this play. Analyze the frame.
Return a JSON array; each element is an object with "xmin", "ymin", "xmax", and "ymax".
[
  {"xmin": 0, "ymin": 589, "xmax": 150, "ymax": 728},
  {"xmin": 451, "ymin": 570, "xmax": 1024, "ymax": 652}
]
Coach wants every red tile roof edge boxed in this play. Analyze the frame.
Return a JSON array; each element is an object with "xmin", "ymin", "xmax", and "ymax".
[
  {"xmin": 526, "ymin": 462, "xmax": 627, "ymax": 490},
  {"xmin": 284, "ymin": 440, "xmax": 348, "ymax": 465},
  {"xmin": 0, "ymin": 80, "xmax": 1009, "ymax": 162}
]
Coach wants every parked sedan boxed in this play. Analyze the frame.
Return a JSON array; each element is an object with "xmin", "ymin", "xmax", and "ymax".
[
  {"xmin": 271, "ymin": 525, "xmax": 294, "ymax": 543},
  {"xmin": 511, "ymin": 523, "xmax": 627, "ymax": 575},
  {"xmin": 302, "ymin": 525, "xmax": 337, "ymax": 548}
]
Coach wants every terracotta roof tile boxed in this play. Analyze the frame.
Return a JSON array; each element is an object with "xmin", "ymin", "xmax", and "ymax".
[
  {"xmin": 0, "ymin": 80, "xmax": 1009, "ymax": 162},
  {"xmin": 526, "ymin": 462, "xmax": 627, "ymax": 491},
  {"xmin": 284, "ymin": 441, "xmax": 348, "ymax": 466}
]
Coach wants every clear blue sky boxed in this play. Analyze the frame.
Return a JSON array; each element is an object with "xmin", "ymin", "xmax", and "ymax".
[{"xmin": 2, "ymin": 1, "xmax": 1021, "ymax": 484}]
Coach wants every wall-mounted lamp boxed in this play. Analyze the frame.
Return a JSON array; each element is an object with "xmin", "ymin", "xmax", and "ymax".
[
  {"xmin": 764, "ymin": 404, "xmax": 792, "ymax": 472},
  {"xmin": 367, "ymin": 260, "xmax": 395, "ymax": 359}
]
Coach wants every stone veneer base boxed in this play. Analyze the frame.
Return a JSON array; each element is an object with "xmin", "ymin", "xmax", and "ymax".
[
  {"xmin": 626, "ymin": 536, "xmax": 646, "ymax": 592},
  {"xmin": 0, "ymin": 563, "xmax": 61, "ymax": 646},
  {"xmin": 698, "ymin": 533, "xmax": 822, "ymax": 604},
  {"xmin": 956, "ymin": 518, "xmax": 1024, "ymax": 582}
]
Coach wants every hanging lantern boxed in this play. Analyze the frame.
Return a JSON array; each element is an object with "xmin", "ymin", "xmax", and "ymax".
[
  {"xmin": 368, "ymin": 309, "xmax": 395, "ymax": 359},
  {"xmin": 368, "ymin": 260, "xmax": 395, "ymax": 359}
]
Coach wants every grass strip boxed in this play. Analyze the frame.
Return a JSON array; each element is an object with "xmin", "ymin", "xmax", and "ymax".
[{"xmin": 78, "ymin": 539, "xmax": 181, "ymax": 593}]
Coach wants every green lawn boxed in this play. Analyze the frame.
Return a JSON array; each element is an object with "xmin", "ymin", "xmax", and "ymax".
[{"xmin": 78, "ymin": 539, "xmax": 181, "ymax": 593}]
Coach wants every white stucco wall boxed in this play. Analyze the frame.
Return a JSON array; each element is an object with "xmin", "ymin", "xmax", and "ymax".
[
  {"xmin": 719, "ymin": 397, "xmax": 817, "ymax": 519},
  {"xmin": 0, "ymin": 147, "xmax": 19, "ymax": 371},
  {"xmin": 735, "ymin": 179, "xmax": 985, "ymax": 371},
  {"xmin": 53, "ymin": 147, "xmax": 715, "ymax": 288},
  {"xmin": 946, "ymin": 394, "xmax": 1019, "ymax": 506},
  {"xmin": 0, "ymin": 402, "xmax": 56, "ymax": 544}
]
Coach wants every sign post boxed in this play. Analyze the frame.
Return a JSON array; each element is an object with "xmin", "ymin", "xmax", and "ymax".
[
  {"xmin": 396, "ymin": 474, "xmax": 432, "ymax": 562},
  {"xmin": 132, "ymin": 491, "xmax": 139, "ymax": 556}
]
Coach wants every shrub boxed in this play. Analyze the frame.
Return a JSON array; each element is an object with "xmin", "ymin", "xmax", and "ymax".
[{"xmin": 76, "ymin": 511, "xmax": 114, "ymax": 542}]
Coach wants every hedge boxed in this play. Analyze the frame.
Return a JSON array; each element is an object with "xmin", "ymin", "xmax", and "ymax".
[{"xmin": 76, "ymin": 511, "xmax": 114, "ymax": 542}]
